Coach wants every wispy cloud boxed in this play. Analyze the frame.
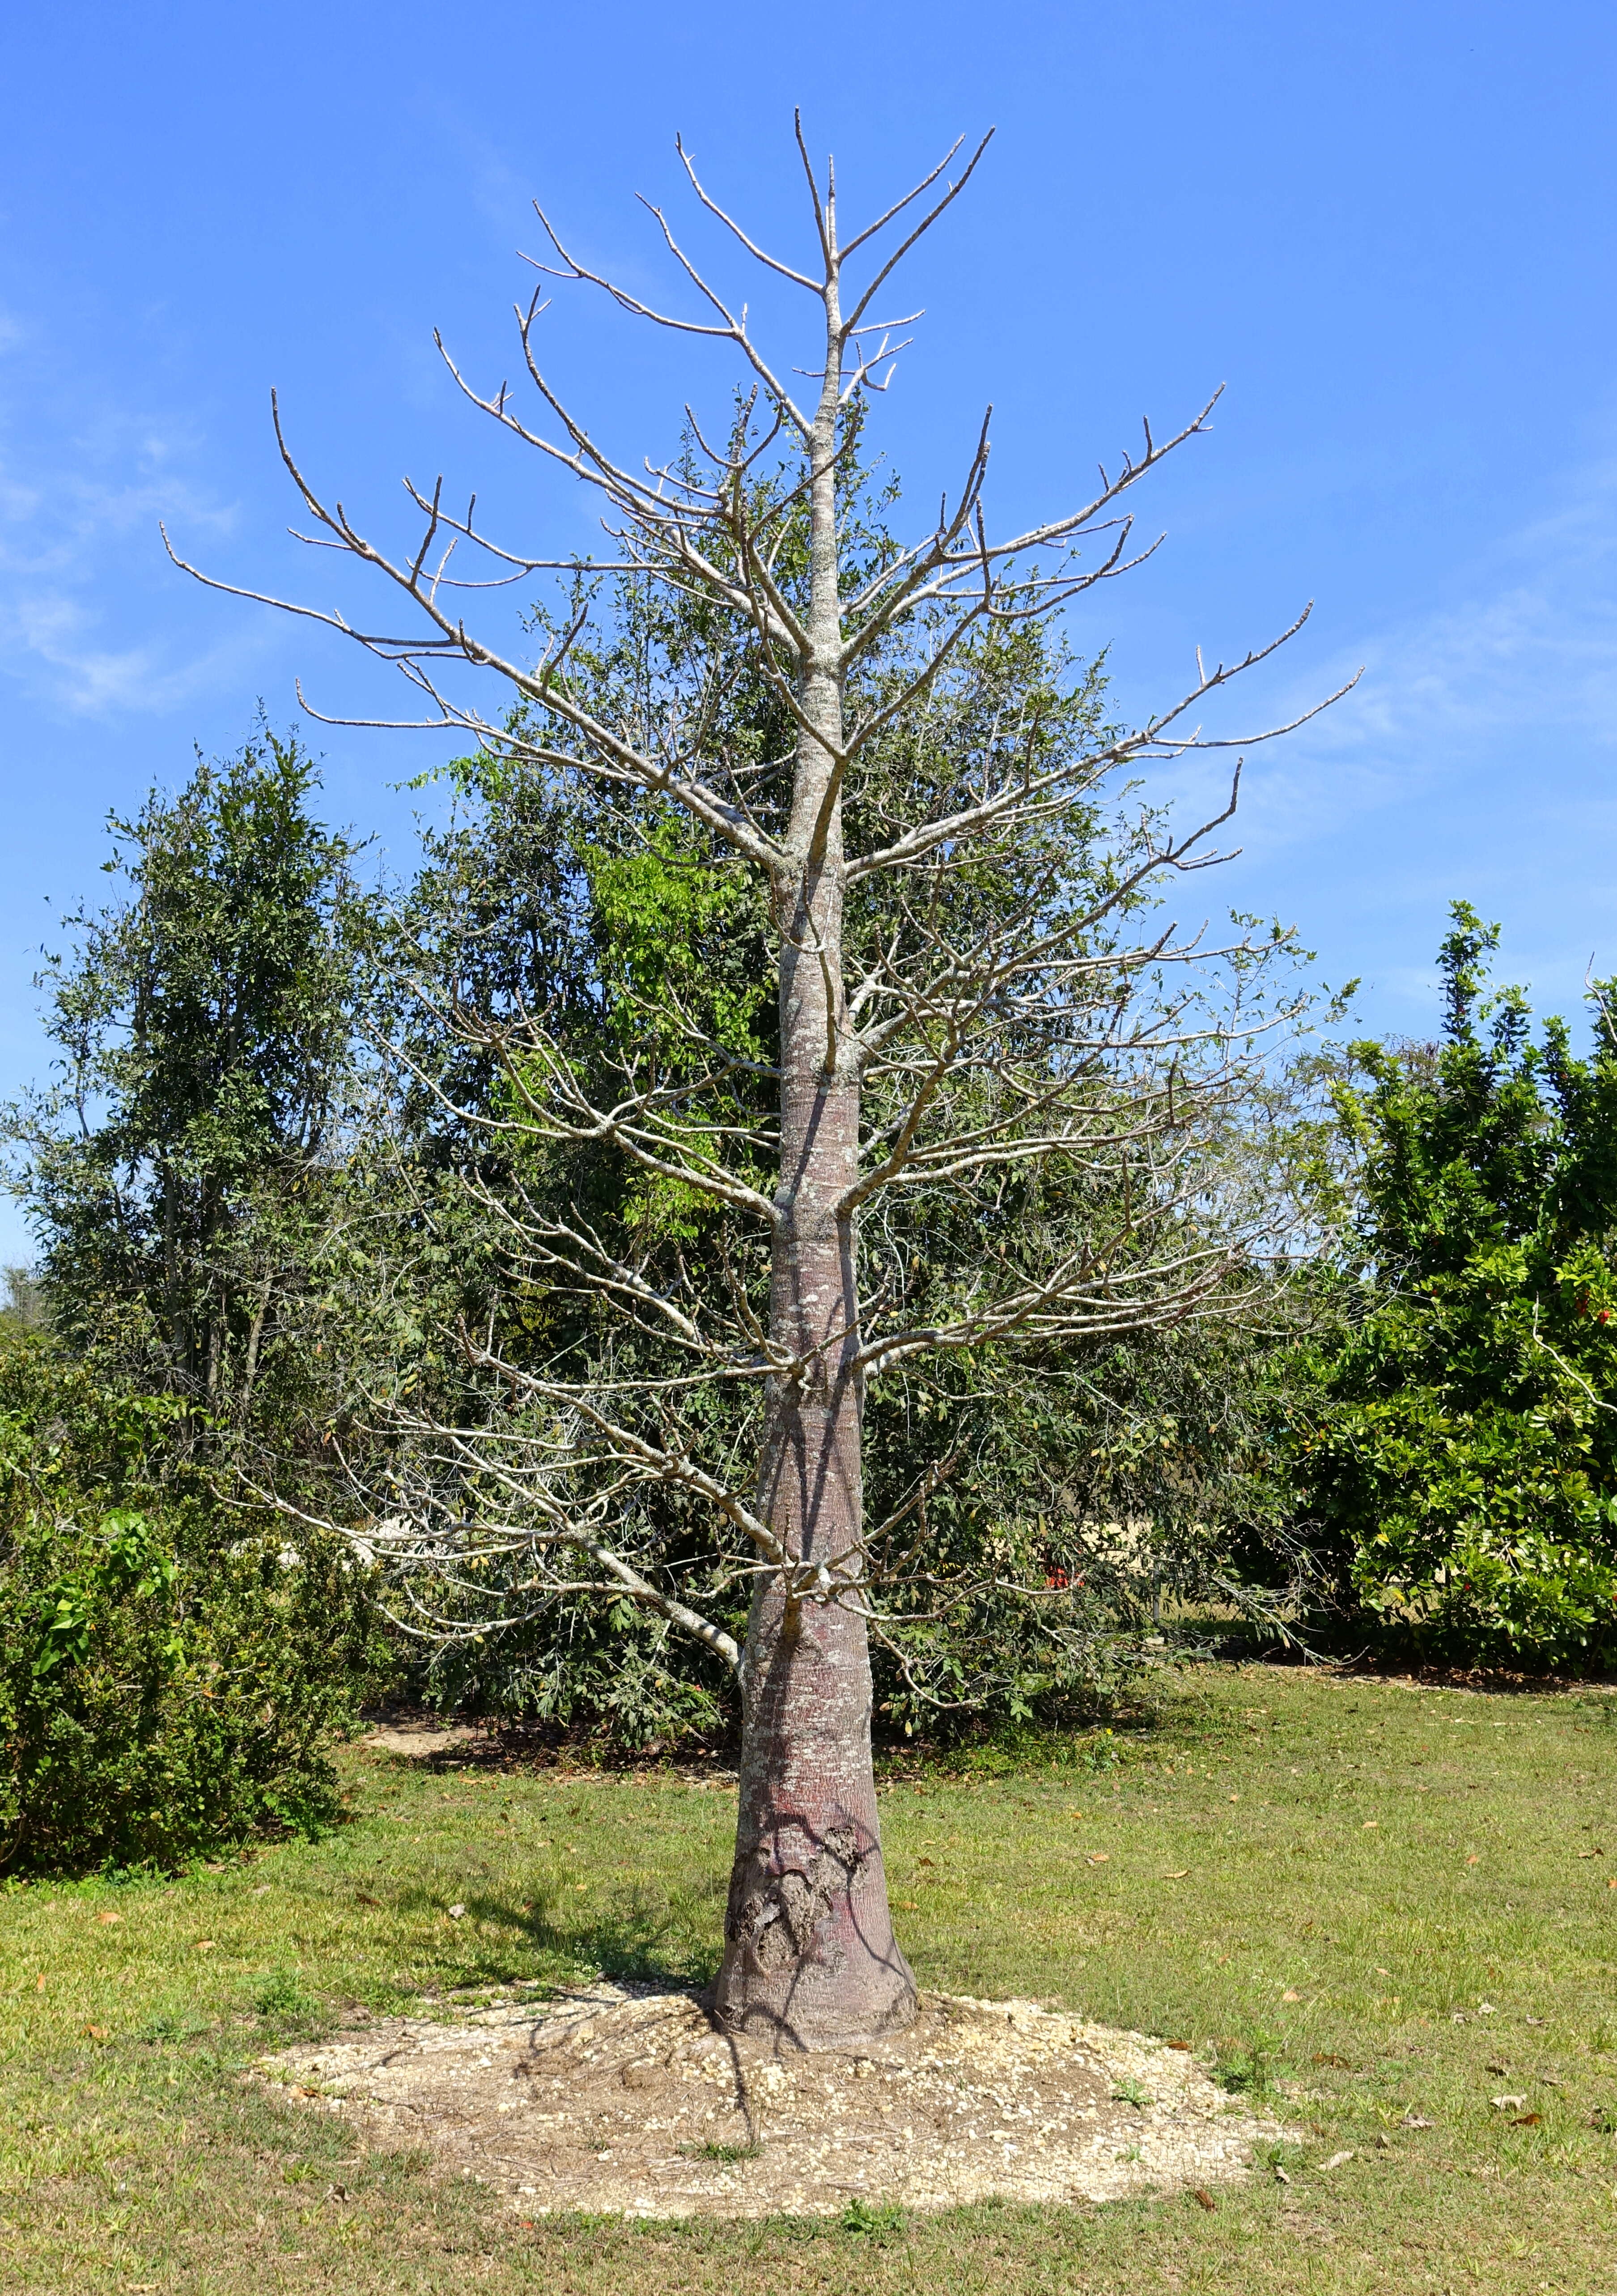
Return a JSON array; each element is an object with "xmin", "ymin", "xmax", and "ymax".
[
  {"xmin": 1129, "ymin": 442, "xmax": 1617, "ymax": 1035},
  {"xmin": 0, "ymin": 318, "xmax": 256, "ymax": 717},
  {"xmin": 1233, "ymin": 452, "xmax": 1617, "ymax": 860},
  {"xmin": 4, "ymin": 591, "xmax": 255, "ymax": 715}
]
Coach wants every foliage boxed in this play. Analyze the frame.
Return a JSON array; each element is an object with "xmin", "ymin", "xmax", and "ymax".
[
  {"xmin": 0, "ymin": 1267, "xmax": 47, "ymax": 1331},
  {"xmin": 323, "ymin": 547, "xmax": 1320, "ymax": 1743},
  {"xmin": 1293, "ymin": 902, "xmax": 1617, "ymax": 1667},
  {"xmin": 4, "ymin": 727, "xmax": 368, "ymax": 1458},
  {"xmin": 0, "ymin": 1326, "xmax": 380, "ymax": 1872}
]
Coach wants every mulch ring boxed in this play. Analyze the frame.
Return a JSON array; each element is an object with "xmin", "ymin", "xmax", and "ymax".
[{"xmin": 262, "ymin": 1983, "xmax": 1296, "ymax": 2219}]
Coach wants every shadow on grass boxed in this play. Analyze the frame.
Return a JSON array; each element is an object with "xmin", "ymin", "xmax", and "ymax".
[
  {"xmin": 393, "ymin": 1875, "xmax": 723, "ymax": 1993},
  {"xmin": 1212, "ymin": 2028, "xmax": 1287, "ymax": 2096},
  {"xmin": 240, "ymin": 1968, "xmax": 331, "ymax": 2041},
  {"xmin": 546, "ymin": 1881, "xmax": 721, "ymax": 1989}
]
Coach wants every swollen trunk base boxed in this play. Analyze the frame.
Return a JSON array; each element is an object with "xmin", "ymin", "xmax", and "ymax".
[{"xmin": 714, "ymin": 1589, "xmax": 916, "ymax": 2050}]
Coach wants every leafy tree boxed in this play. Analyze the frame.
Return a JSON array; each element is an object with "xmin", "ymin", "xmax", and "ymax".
[
  {"xmin": 0, "ymin": 736, "xmax": 385, "ymax": 1871},
  {"xmin": 1294, "ymin": 903, "xmax": 1617, "ymax": 1666},
  {"xmin": 338, "ymin": 595, "xmax": 1319, "ymax": 1739},
  {"xmin": 5, "ymin": 729, "xmax": 368, "ymax": 1457}
]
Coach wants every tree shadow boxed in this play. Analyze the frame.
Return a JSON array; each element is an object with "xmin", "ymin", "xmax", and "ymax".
[{"xmin": 437, "ymin": 1877, "xmax": 723, "ymax": 1992}]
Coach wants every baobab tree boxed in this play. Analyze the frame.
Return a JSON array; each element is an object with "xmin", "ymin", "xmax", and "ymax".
[{"xmin": 167, "ymin": 123, "xmax": 1343, "ymax": 2049}]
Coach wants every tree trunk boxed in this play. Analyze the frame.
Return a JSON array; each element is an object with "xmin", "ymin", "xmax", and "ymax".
[
  {"xmin": 713, "ymin": 252, "xmax": 916, "ymax": 2049},
  {"xmin": 712, "ymin": 1051, "xmax": 915, "ymax": 2046},
  {"xmin": 714, "ymin": 1565, "xmax": 916, "ymax": 2048}
]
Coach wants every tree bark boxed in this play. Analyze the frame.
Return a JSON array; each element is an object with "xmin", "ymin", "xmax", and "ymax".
[{"xmin": 714, "ymin": 256, "xmax": 916, "ymax": 2048}]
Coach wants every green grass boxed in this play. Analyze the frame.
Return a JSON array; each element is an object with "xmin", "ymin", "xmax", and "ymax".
[{"xmin": 2, "ymin": 1662, "xmax": 1616, "ymax": 2290}]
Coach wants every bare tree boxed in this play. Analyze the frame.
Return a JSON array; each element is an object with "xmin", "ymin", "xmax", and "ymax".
[{"xmin": 167, "ymin": 121, "xmax": 1346, "ymax": 2049}]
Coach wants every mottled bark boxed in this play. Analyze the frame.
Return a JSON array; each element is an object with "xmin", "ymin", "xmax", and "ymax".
[{"xmin": 715, "ymin": 1564, "xmax": 915, "ymax": 2047}]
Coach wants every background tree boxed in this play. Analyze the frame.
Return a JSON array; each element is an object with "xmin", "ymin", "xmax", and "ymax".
[
  {"xmin": 5, "ymin": 730, "xmax": 368, "ymax": 1464},
  {"xmin": 0, "ymin": 1269, "xmax": 47, "ymax": 1332},
  {"xmin": 0, "ymin": 1314, "xmax": 378, "ymax": 1874},
  {"xmin": 0, "ymin": 735, "xmax": 386, "ymax": 1875},
  {"xmin": 1293, "ymin": 903, "xmax": 1617, "ymax": 1667},
  {"xmin": 171, "ymin": 128, "xmax": 1340, "ymax": 2046},
  {"xmin": 345, "ymin": 633, "xmax": 1324, "ymax": 1747}
]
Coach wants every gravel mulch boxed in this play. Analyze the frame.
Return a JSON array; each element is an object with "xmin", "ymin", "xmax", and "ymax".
[{"xmin": 263, "ymin": 1982, "xmax": 1295, "ymax": 2219}]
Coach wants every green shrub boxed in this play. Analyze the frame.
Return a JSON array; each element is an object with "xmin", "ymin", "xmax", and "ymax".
[
  {"xmin": 1295, "ymin": 906, "xmax": 1617, "ymax": 1671},
  {"xmin": 0, "ymin": 1328, "xmax": 379, "ymax": 1872}
]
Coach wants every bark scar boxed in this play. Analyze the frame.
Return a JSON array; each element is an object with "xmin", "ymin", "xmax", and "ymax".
[{"xmin": 727, "ymin": 1823, "xmax": 865, "ymax": 1977}]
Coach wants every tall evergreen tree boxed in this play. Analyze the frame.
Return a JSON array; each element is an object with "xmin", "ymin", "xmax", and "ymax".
[
  {"xmin": 348, "ymin": 590, "xmax": 1319, "ymax": 1741},
  {"xmin": 6, "ymin": 730, "xmax": 365, "ymax": 1448}
]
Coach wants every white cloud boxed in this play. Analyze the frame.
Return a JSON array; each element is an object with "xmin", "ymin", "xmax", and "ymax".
[
  {"xmin": 0, "ymin": 324, "xmax": 249, "ymax": 717},
  {"xmin": 1114, "ymin": 441, "xmax": 1617, "ymax": 1038},
  {"xmin": 1160, "ymin": 449, "xmax": 1617, "ymax": 873},
  {"xmin": 4, "ymin": 590, "xmax": 255, "ymax": 715}
]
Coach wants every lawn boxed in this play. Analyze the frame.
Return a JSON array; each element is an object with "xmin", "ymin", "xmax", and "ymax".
[{"xmin": 2, "ymin": 1662, "xmax": 1615, "ymax": 2292}]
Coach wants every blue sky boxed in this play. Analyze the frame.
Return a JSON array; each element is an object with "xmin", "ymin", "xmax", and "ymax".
[{"xmin": 2, "ymin": 0, "xmax": 1614, "ymax": 1264}]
